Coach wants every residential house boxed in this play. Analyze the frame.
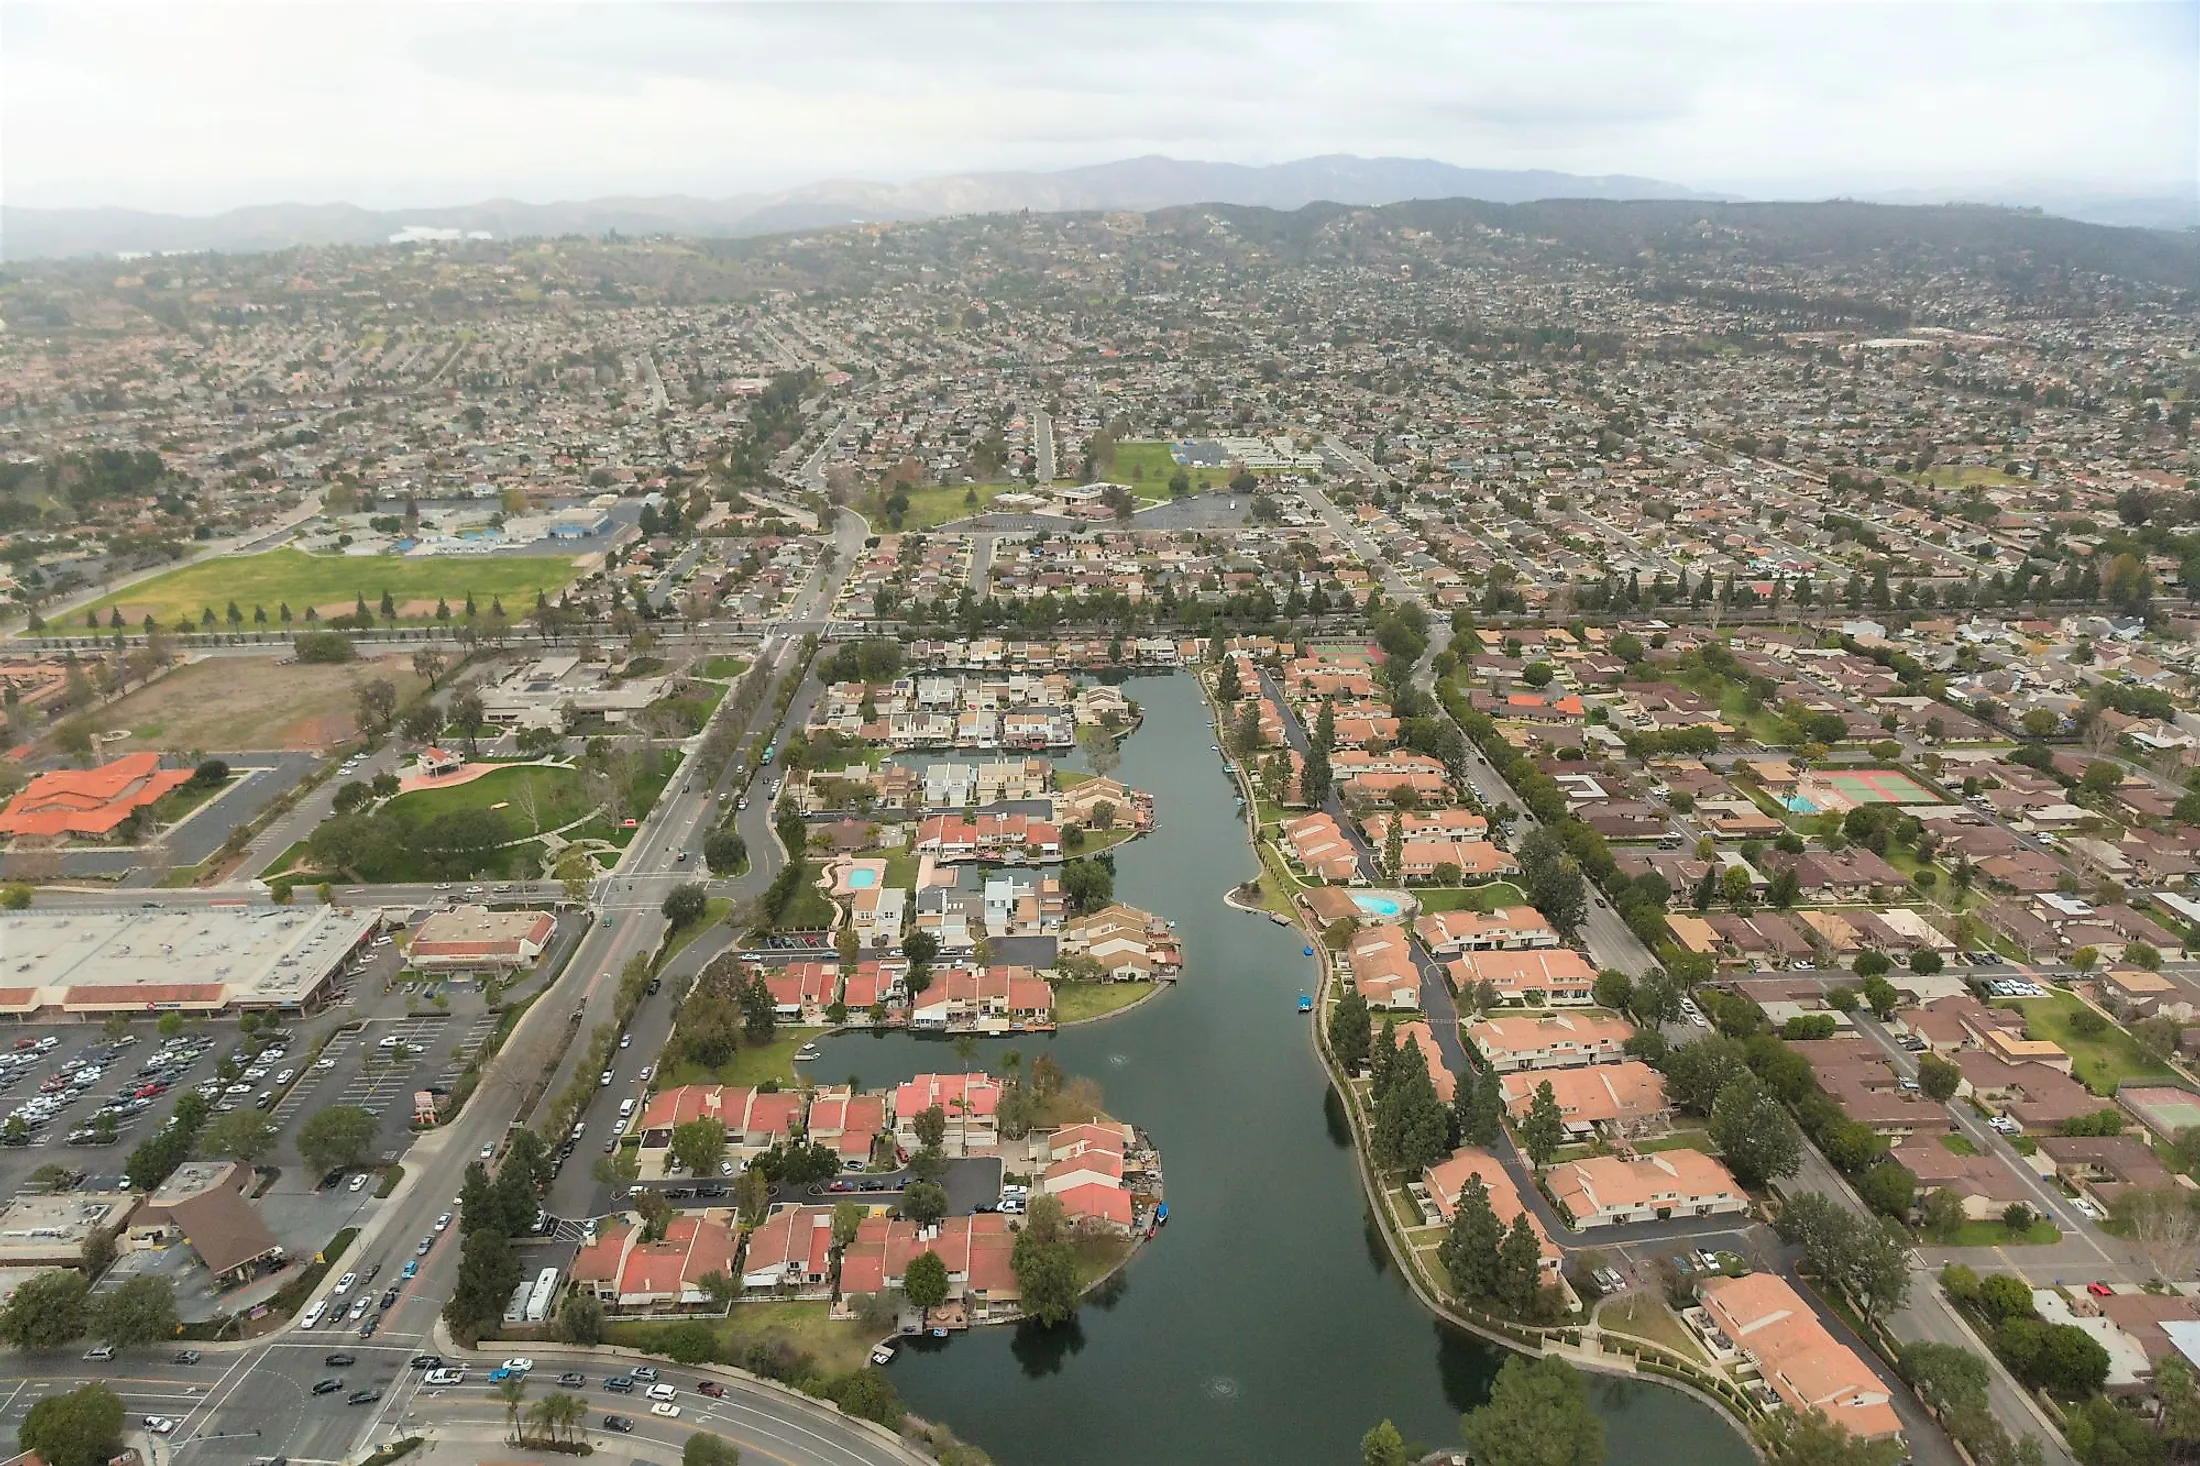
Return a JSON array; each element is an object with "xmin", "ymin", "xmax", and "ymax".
[
  {"xmin": 1500, "ymin": 1062, "xmax": 1669, "ymax": 1138},
  {"xmin": 1059, "ymin": 903, "xmax": 1182, "ymax": 980},
  {"xmin": 740, "ymin": 1206, "xmax": 838, "ymax": 1297},
  {"xmin": 892, "ymin": 1073, "xmax": 1003, "ymax": 1154},
  {"xmin": 1414, "ymin": 906, "xmax": 1559, "ymax": 959},
  {"xmin": 1544, "ymin": 1150, "xmax": 1746, "ymax": 1227},
  {"xmin": 835, "ymin": 1213, "xmax": 1020, "ymax": 1320},
  {"xmin": 569, "ymin": 1211, "xmax": 742, "ymax": 1311},
  {"xmin": 1697, "ymin": 1273, "xmax": 1902, "ymax": 1440},
  {"xmin": 1348, "ymin": 926, "xmax": 1422, "ymax": 1010},
  {"xmin": 1448, "ymin": 948, "xmax": 1598, "ymax": 1007},
  {"xmin": 1422, "ymin": 1146, "xmax": 1560, "ymax": 1272},
  {"xmin": 1465, "ymin": 1012, "xmax": 1635, "ymax": 1072}
]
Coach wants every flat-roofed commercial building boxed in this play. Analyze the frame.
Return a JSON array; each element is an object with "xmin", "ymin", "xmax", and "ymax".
[
  {"xmin": 0, "ymin": 906, "xmax": 375, "ymax": 1019},
  {"xmin": 407, "ymin": 906, "xmax": 555, "ymax": 973},
  {"xmin": 0, "ymin": 1190, "xmax": 139, "ymax": 1270}
]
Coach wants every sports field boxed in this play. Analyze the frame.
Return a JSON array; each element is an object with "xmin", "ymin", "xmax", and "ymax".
[
  {"xmin": 2120, "ymin": 1086, "xmax": 2200, "ymax": 1140},
  {"xmin": 1801, "ymin": 767, "xmax": 1939, "ymax": 806},
  {"xmin": 1103, "ymin": 440, "xmax": 1192, "ymax": 495},
  {"xmin": 71, "ymin": 548, "xmax": 581, "ymax": 630}
]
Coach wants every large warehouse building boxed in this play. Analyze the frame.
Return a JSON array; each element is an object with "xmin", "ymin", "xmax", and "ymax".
[{"xmin": 1, "ymin": 905, "xmax": 376, "ymax": 1019}]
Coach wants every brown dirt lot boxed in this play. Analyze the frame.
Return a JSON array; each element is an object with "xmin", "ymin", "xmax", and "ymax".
[{"xmin": 98, "ymin": 655, "xmax": 428, "ymax": 752}]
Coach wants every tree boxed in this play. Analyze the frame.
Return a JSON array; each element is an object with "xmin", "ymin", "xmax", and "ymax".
[
  {"xmin": 2115, "ymin": 1186, "xmax": 2200, "ymax": 1283},
  {"xmin": 1920, "ymin": 1186, "xmax": 1967, "ymax": 1242},
  {"xmin": 354, "ymin": 678, "xmax": 398, "ymax": 735},
  {"xmin": 88, "ymin": 1275, "xmax": 176, "ymax": 1346},
  {"xmin": 200, "ymin": 1109, "xmax": 279, "ymax": 1165},
  {"xmin": 1858, "ymin": 1161, "xmax": 1916, "ymax": 1220},
  {"xmin": 684, "ymin": 1432, "xmax": 742, "ymax": 1466},
  {"xmin": 890, "ymin": 1174, "xmax": 947, "ymax": 1224},
  {"xmin": 1457, "ymin": 1065, "xmax": 1504, "ymax": 1148},
  {"xmin": 1495, "ymin": 1212, "xmax": 1544, "ymax": 1316},
  {"xmin": 449, "ymin": 686, "xmax": 487, "ymax": 754},
  {"xmin": 1917, "ymin": 1053, "xmax": 1962, "ymax": 1102},
  {"xmin": 496, "ymin": 1372, "xmax": 530, "ymax": 1442},
  {"xmin": 704, "ymin": 829, "xmax": 748, "ymax": 875},
  {"xmin": 1519, "ymin": 1079, "xmax": 1565, "ymax": 1167},
  {"xmin": 1759, "ymin": 1408, "xmax": 1905, "ymax": 1466},
  {"xmin": 1011, "ymin": 1194, "xmax": 1080, "ymax": 1326},
  {"xmin": 2158, "ymin": 1355, "xmax": 2200, "ymax": 1459},
  {"xmin": 557, "ymin": 1290, "xmax": 605, "ymax": 1345},
  {"xmin": 1851, "ymin": 950, "xmax": 1891, "ymax": 979},
  {"xmin": 662, "ymin": 882, "xmax": 708, "ymax": 928},
  {"xmin": 1458, "ymin": 1355, "xmax": 1605, "ymax": 1466},
  {"xmin": 1709, "ymin": 1074, "xmax": 1803, "ymax": 1186},
  {"xmin": 1439, "ymin": 1173, "xmax": 1504, "ymax": 1302},
  {"xmin": 1328, "ymin": 990, "xmax": 1372, "ymax": 1071},
  {"xmin": 1859, "ymin": 974, "xmax": 1899, "ymax": 1020},
  {"xmin": 0, "ymin": 1268, "xmax": 89, "ymax": 1349},
  {"xmin": 19, "ymin": 1384, "xmax": 123, "ymax": 1466},
  {"xmin": 1372, "ymin": 1038, "xmax": 1451, "ymax": 1173},
  {"xmin": 668, "ymin": 1118, "xmax": 727, "ymax": 1179},
  {"xmin": 1362, "ymin": 1420, "xmax": 1409, "ymax": 1466},
  {"xmin": 903, "ymin": 1249, "xmax": 950, "ymax": 1312},
  {"xmin": 1899, "ymin": 1340, "xmax": 1991, "ymax": 1417},
  {"xmin": 1998, "ymin": 1317, "xmax": 2110, "ymax": 1394},
  {"xmin": 298, "ymin": 1104, "xmax": 379, "ymax": 1174}
]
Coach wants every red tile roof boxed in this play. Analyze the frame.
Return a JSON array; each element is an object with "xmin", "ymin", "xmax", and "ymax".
[{"xmin": 0, "ymin": 752, "xmax": 193, "ymax": 837}]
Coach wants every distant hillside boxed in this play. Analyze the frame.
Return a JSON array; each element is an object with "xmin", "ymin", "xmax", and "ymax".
[
  {"xmin": 1148, "ymin": 197, "xmax": 2200, "ymax": 292},
  {"xmin": 0, "ymin": 154, "xmax": 1723, "ymax": 261}
]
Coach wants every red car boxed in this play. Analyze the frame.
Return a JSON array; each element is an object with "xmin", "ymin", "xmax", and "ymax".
[
  {"xmin": 696, "ymin": 1382, "xmax": 725, "ymax": 1399},
  {"xmin": 2086, "ymin": 1282, "xmax": 2113, "ymax": 1298},
  {"xmin": 134, "ymin": 1083, "xmax": 164, "ymax": 1099}
]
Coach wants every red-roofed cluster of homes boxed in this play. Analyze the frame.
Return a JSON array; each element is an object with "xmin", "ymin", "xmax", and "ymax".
[
  {"xmin": 0, "ymin": 751, "xmax": 193, "ymax": 838},
  {"xmin": 914, "ymin": 812, "xmax": 1064, "ymax": 862}
]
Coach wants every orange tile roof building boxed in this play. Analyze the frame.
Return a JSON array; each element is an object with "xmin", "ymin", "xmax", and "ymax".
[
  {"xmin": 0, "ymin": 751, "xmax": 192, "ymax": 838},
  {"xmin": 1501, "ymin": 1062, "xmax": 1669, "ymax": 1137},
  {"xmin": 836, "ymin": 1213, "xmax": 1020, "ymax": 1320},
  {"xmin": 1466, "ymin": 1012, "xmax": 1636, "ymax": 1072},
  {"xmin": 740, "ymin": 1205, "xmax": 838, "ymax": 1297},
  {"xmin": 1422, "ymin": 1146, "xmax": 1560, "ymax": 1273},
  {"xmin": 1544, "ymin": 1149, "xmax": 1747, "ymax": 1227},
  {"xmin": 569, "ymin": 1211, "xmax": 742, "ymax": 1310},
  {"xmin": 1448, "ymin": 948, "xmax": 1598, "ymax": 1007},
  {"xmin": 1697, "ymin": 1273, "xmax": 1902, "ymax": 1440},
  {"xmin": 892, "ymin": 1073, "xmax": 1003, "ymax": 1154}
]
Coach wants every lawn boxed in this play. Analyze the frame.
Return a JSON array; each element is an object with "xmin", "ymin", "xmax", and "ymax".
[
  {"xmin": 1633, "ymin": 1129, "xmax": 1714, "ymax": 1156},
  {"xmin": 2006, "ymin": 990, "xmax": 2174, "ymax": 1096},
  {"xmin": 1092, "ymin": 441, "xmax": 1183, "ymax": 501},
  {"xmin": 700, "ymin": 655, "xmax": 750, "ymax": 680},
  {"xmin": 1598, "ymin": 1294, "xmax": 1706, "ymax": 1363},
  {"xmin": 660, "ymin": 899, "xmax": 732, "ymax": 968},
  {"xmin": 382, "ymin": 764, "xmax": 592, "ymax": 833},
  {"xmin": 1073, "ymin": 1233, "xmax": 1133, "ymax": 1288},
  {"xmin": 865, "ymin": 482, "xmax": 1022, "ymax": 533},
  {"xmin": 611, "ymin": 1300, "xmax": 875, "ymax": 1377},
  {"xmin": 76, "ymin": 547, "xmax": 580, "ymax": 629},
  {"xmin": 1055, "ymin": 980, "xmax": 1158, "ymax": 1024},
  {"xmin": 1943, "ymin": 1219, "xmax": 2063, "ymax": 1246},
  {"xmin": 95, "ymin": 653, "xmax": 426, "ymax": 751},
  {"xmin": 1413, "ymin": 882, "xmax": 1529, "ymax": 915},
  {"xmin": 1940, "ymin": 1133, "xmax": 1980, "ymax": 1156},
  {"xmin": 663, "ymin": 1027, "xmax": 827, "ymax": 1090},
  {"xmin": 1054, "ymin": 769, "xmax": 1096, "ymax": 790},
  {"xmin": 765, "ymin": 863, "xmax": 837, "ymax": 930}
]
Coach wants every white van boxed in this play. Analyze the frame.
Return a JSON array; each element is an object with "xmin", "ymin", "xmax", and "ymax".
[{"xmin": 617, "ymin": 1098, "xmax": 636, "ymax": 1119}]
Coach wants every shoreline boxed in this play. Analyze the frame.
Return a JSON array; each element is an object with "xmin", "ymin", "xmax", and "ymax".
[{"xmin": 1192, "ymin": 661, "xmax": 1765, "ymax": 1453}]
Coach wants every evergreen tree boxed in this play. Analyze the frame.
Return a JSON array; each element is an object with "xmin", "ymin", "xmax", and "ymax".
[
  {"xmin": 1299, "ymin": 741, "xmax": 1332, "ymax": 808},
  {"xmin": 1314, "ymin": 698, "xmax": 1336, "ymax": 753},
  {"xmin": 1372, "ymin": 1038, "xmax": 1451, "ymax": 1173},
  {"xmin": 1495, "ymin": 1213, "xmax": 1544, "ymax": 1316},
  {"xmin": 1370, "ymin": 1018, "xmax": 1400, "ymax": 1099},
  {"xmin": 1383, "ymin": 817, "xmax": 1404, "ymax": 882},
  {"xmin": 1519, "ymin": 1079, "xmax": 1566, "ymax": 1167},
  {"xmin": 1438, "ymin": 1174, "xmax": 1503, "ymax": 1302},
  {"xmin": 1328, "ymin": 990, "xmax": 1372, "ymax": 1071},
  {"xmin": 1216, "ymin": 656, "xmax": 1242, "ymax": 703},
  {"xmin": 1456, "ymin": 1065, "xmax": 1504, "ymax": 1147}
]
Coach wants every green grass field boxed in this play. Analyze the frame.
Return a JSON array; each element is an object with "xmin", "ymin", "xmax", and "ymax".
[
  {"xmin": 1413, "ymin": 882, "xmax": 1529, "ymax": 915},
  {"xmin": 699, "ymin": 655, "xmax": 750, "ymax": 680},
  {"xmin": 2007, "ymin": 990, "xmax": 2174, "ymax": 1095},
  {"xmin": 1943, "ymin": 1219, "xmax": 2062, "ymax": 1246},
  {"xmin": 382, "ymin": 764, "xmax": 591, "ymax": 831},
  {"xmin": 75, "ymin": 547, "xmax": 580, "ymax": 629},
  {"xmin": 610, "ymin": 1299, "xmax": 874, "ymax": 1377},
  {"xmin": 866, "ymin": 482, "xmax": 1022, "ymax": 533},
  {"xmin": 1056, "ymin": 980, "xmax": 1158, "ymax": 1024},
  {"xmin": 1093, "ymin": 441, "xmax": 1185, "ymax": 501}
]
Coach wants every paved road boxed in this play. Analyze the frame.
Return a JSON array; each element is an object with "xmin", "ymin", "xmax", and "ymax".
[{"xmin": 1033, "ymin": 410, "xmax": 1056, "ymax": 484}]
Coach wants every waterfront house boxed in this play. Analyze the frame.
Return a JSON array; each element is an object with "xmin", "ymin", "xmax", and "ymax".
[
  {"xmin": 1447, "ymin": 947, "xmax": 1597, "ymax": 1007},
  {"xmin": 1543, "ymin": 1150, "xmax": 1746, "ymax": 1227},
  {"xmin": 1414, "ymin": 906, "xmax": 1559, "ymax": 959},
  {"xmin": 1422, "ymin": 1146, "xmax": 1560, "ymax": 1272},
  {"xmin": 1500, "ymin": 1062, "xmax": 1669, "ymax": 1138},
  {"xmin": 1696, "ymin": 1273, "xmax": 1902, "ymax": 1441}
]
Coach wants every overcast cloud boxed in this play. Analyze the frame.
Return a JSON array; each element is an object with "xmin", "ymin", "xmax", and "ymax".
[{"xmin": 4, "ymin": 1, "xmax": 2193, "ymax": 213}]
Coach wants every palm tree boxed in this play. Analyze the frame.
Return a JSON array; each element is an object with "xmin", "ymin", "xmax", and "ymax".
[
  {"xmin": 525, "ymin": 1397, "xmax": 556, "ymax": 1447},
  {"xmin": 951, "ymin": 1094, "xmax": 971, "ymax": 1156},
  {"xmin": 549, "ymin": 1391, "xmax": 587, "ymax": 1444},
  {"xmin": 496, "ymin": 1375, "xmax": 529, "ymax": 1442}
]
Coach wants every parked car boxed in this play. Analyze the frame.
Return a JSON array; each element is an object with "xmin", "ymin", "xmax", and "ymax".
[
  {"xmin": 630, "ymin": 1366, "xmax": 659, "ymax": 1382},
  {"xmin": 325, "ymin": 1353, "xmax": 356, "ymax": 1367},
  {"xmin": 645, "ymin": 1384, "xmax": 677, "ymax": 1402},
  {"xmin": 311, "ymin": 1380, "xmax": 342, "ymax": 1396}
]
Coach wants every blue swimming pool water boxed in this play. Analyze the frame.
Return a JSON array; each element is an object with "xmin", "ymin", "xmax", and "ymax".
[
  {"xmin": 845, "ymin": 868, "xmax": 879, "ymax": 889},
  {"xmin": 1352, "ymin": 893, "xmax": 1402, "ymax": 917},
  {"xmin": 1783, "ymin": 794, "xmax": 1820, "ymax": 814}
]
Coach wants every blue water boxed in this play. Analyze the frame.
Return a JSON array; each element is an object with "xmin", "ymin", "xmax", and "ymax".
[
  {"xmin": 846, "ymin": 868, "xmax": 880, "ymax": 889},
  {"xmin": 1353, "ymin": 894, "xmax": 1403, "ymax": 917},
  {"xmin": 1783, "ymin": 795, "xmax": 1819, "ymax": 814}
]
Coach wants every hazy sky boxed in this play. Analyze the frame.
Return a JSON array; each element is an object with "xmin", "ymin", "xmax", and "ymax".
[{"xmin": 5, "ymin": 1, "xmax": 2194, "ymax": 212}]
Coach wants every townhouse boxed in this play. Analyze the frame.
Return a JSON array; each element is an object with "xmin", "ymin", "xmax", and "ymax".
[
  {"xmin": 1347, "ymin": 926, "xmax": 1422, "ymax": 1011},
  {"xmin": 1423, "ymin": 1146, "xmax": 1561, "ymax": 1273},
  {"xmin": 1465, "ymin": 1012, "xmax": 1635, "ymax": 1073},
  {"xmin": 1059, "ymin": 903, "xmax": 1182, "ymax": 980},
  {"xmin": 1696, "ymin": 1273, "xmax": 1902, "ymax": 1441},
  {"xmin": 1500, "ymin": 1062, "xmax": 1669, "ymax": 1138},
  {"xmin": 835, "ymin": 1213, "xmax": 1021, "ymax": 1320},
  {"xmin": 1543, "ymin": 1149, "xmax": 1747, "ymax": 1227},
  {"xmin": 910, "ymin": 964, "xmax": 1056, "ymax": 1032},
  {"xmin": 569, "ymin": 1210, "xmax": 743, "ymax": 1312},
  {"xmin": 1414, "ymin": 905, "xmax": 1560, "ymax": 960},
  {"xmin": 740, "ymin": 1205, "xmax": 838, "ymax": 1297},
  {"xmin": 892, "ymin": 1072, "xmax": 1004, "ymax": 1154},
  {"xmin": 1448, "ymin": 947, "xmax": 1598, "ymax": 1007}
]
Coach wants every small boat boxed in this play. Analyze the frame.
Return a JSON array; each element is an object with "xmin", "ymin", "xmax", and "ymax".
[
  {"xmin": 1302, "ymin": 945, "xmax": 1315, "ymax": 957},
  {"xmin": 794, "ymin": 1044, "xmax": 821, "ymax": 1062},
  {"xmin": 929, "ymin": 1327, "xmax": 949, "ymax": 1338},
  {"xmin": 1154, "ymin": 1201, "xmax": 1169, "ymax": 1226},
  {"xmin": 1296, "ymin": 992, "xmax": 1314, "ymax": 1013},
  {"xmin": 869, "ymin": 1344, "xmax": 895, "ymax": 1365}
]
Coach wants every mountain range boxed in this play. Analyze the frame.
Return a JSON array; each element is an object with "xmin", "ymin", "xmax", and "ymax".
[{"xmin": 3, "ymin": 154, "xmax": 2190, "ymax": 261}]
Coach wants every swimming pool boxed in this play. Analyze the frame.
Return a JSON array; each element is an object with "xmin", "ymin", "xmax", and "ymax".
[
  {"xmin": 1352, "ymin": 893, "xmax": 1402, "ymax": 917},
  {"xmin": 845, "ymin": 868, "xmax": 879, "ymax": 889},
  {"xmin": 1783, "ymin": 794, "xmax": 1821, "ymax": 814}
]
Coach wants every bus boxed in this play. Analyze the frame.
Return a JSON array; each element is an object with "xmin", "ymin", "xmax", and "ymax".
[{"xmin": 524, "ymin": 1267, "xmax": 561, "ymax": 1323}]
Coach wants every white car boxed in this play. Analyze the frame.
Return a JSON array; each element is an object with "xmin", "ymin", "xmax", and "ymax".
[
  {"xmin": 645, "ymin": 1383, "xmax": 677, "ymax": 1402},
  {"xmin": 434, "ymin": 1212, "xmax": 452, "ymax": 1231},
  {"xmin": 600, "ymin": 1071, "xmax": 614, "ymax": 1087},
  {"xmin": 650, "ymin": 1403, "xmax": 682, "ymax": 1419},
  {"xmin": 424, "ymin": 1368, "xmax": 465, "ymax": 1386},
  {"xmin": 143, "ymin": 1417, "xmax": 176, "ymax": 1435},
  {"xmin": 2074, "ymin": 1198, "xmax": 2104, "ymax": 1220},
  {"xmin": 333, "ymin": 1271, "xmax": 357, "ymax": 1294},
  {"xmin": 501, "ymin": 1358, "xmax": 535, "ymax": 1373},
  {"xmin": 274, "ymin": 1069, "xmax": 295, "ymax": 1085},
  {"xmin": 619, "ymin": 1034, "xmax": 632, "ymax": 1049},
  {"xmin": 348, "ymin": 1173, "xmax": 370, "ymax": 1193},
  {"xmin": 314, "ymin": 1058, "xmax": 337, "ymax": 1070}
]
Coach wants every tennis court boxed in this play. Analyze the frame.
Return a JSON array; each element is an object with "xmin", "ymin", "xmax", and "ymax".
[
  {"xmin": 2119, "ymin": 1085, "xmax": 2200, "ymax": 1140},
  {"xmin": 1809, "ymin": 768, "xmax": 1940, "ymax": 806}
]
